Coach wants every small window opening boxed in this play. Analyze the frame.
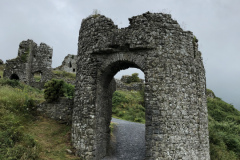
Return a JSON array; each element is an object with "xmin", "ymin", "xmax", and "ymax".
[
  {"xmin": 73, "ymin": 68, "xmax": 75, "ymax": 72},
  {"xmin": 33, "ymin": 71, "xmax": 42, "ymax": 82},
  {"xmin": 49, "ymin": 56, "xmax": 52, "ymax": 59},
  {"xmin": 69, "ymin": 61, "xmax": 72, "ymax": 68}
]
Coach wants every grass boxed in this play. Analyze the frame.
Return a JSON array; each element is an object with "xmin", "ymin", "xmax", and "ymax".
[
  {"xmin": 207, "ymin": 96, "xmax": 240, "ymax": 159},
  {"xmin": 34, "ymin": 73, "xmax": 42, "ymax": 82},
  {"xmin": 112, "ymin": 90, "xmax": 145, "ymax": 123},
  {"xmin": 0, "ymin": 81, "xmax": 44, "ymax": 159},
  {"xmin": 0, "ymin": 64, "xmax": 4, "ymax": 78},
  {"xmin": 52, "ymin": 70, "xmax": 76, "ymax": 80},
  {"xmin": 26, "ymin": 117, "xmax": 81, "ymax": 160},
  {"xmin": 109, "ymin": 122, "xmax": 116, "ymax": 137},
  {"xmin": 0, "ymin": 78, "xmax": 80, "ymax": 159}
]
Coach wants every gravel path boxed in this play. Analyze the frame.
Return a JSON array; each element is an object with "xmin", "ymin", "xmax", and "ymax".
[{"xmin": 102, "ymin": 118, "xmax": 145, "ymax": 160}]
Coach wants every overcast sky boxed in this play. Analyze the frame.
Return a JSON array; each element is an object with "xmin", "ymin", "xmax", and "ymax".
[{"xmin": 0, "ymin": 0, "xmax": 239, "ymax": 110}]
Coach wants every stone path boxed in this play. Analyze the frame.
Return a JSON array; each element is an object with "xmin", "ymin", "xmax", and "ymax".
[{"xmin": 102, "ymin": 118, "xmax": 145, "ymax": 160}]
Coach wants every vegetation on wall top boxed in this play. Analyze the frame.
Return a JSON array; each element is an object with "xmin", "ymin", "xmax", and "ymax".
[{"xmin": 44, "ymin": 79, "xmax": 74, "ymax": 102}]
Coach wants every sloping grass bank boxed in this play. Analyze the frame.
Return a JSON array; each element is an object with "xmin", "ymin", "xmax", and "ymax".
[
  {"xmin": 26, "ymin": 116, "xmax": 80, "ymax": 160},
  {"xmin": 208, "ymin": 96, "xmax": 240, "ymax": 159},
  {"xmin": 0, "ymin": 79, "xmax": 44, "ymax": 159},
  {"xmin": 0, "ymin": 79, "xmax": 80, "ymax": 160}
]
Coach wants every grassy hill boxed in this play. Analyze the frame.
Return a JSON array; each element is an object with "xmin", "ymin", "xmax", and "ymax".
[
  {"xmin": 0, "ymin": 64, "xmax": 80, "ymax": 159},
  {"xmin": 207, "ymin": 90, "xmax": 240, "ymax": 159}
]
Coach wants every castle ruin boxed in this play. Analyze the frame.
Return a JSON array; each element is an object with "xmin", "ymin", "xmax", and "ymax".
[
  {"xmin": 72, "ymin": 12, "xmax": 210, "ymax": 159},
  {"xmin": 3, "ymin": 39, "xmax": 53, "ymax": 88},
  {"xmin": 2, "ymin": 12, "xmax": 211, "ymax": 160},
  {"xmin": 55, "ymin": 54, "xmax": 77, "ymax": 73}
]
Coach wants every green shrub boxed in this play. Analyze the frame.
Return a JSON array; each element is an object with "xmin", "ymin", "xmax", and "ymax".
[
  {"xmin": 0, "ymin": 78, "xmax": 22, "ymax": 88},
  {"xmin": 0, "ymin": 64, "xmax": 4, "ymax": 77},
  {"xmin": 207, "ymin": 97, "xmax": 240, "ymax": 122},
  {"xmin": 44, "ymin": 79, "xmax": 65, "ymax": 102},
  {"xmin": 125, "ymin": 73, "xmax": 141, "ymax": 84},
  {"xmin": 63, "ymin": 82, "xmax": 75, "ymax": 99},
  {"xmin": 112, "ymin": 91, "xmax": 129, "ymax": 107},
  {"xmin": 44, "ymin": 79, "xmax": 75, "ymax": 102},
  {"xmin": 131, "ymin": 73, "xmax": 141, "ymax": 83},
  {"xmin": 112, "ymin": 90, "xmax": 145, "ymax": 123},
  {"xmin": 208, "ymin": 94, "xmax": 240, "ymax": 159}
]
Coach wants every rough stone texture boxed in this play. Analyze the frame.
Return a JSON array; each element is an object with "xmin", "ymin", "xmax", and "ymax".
[
  {"xmin": 37, "ymin": 97, "xmax": 73, "ymax": 124},
  {"xmin": 3, "ymin": 39, "xmax": 53, "ymax": 88},
  {"xmin": 115, "ymin": 78, "xmax": 144, "ymax": 91},
  {"xmin": 56, "ymin": 54, "xmax": 77, "ymax": 73},
  {"xmin": 72, "ymin": 12, "xmax": 210, "ymax": 160}
]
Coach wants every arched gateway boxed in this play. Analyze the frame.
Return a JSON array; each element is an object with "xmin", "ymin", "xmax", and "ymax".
[{"xmin": 72, "ymin": 12, "xmax": 210, "ymax": 160}]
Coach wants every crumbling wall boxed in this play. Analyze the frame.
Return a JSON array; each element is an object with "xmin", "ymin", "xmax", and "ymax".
[
  {"xmin": 115, "ymin": 76, "xmax": 144, "ymax": 91},
  {"xmin": 72, "ymin": 12, "xmax": 210, "ymax": 160},
  {"xmin": 37, "ymin": 97, "xmax": 73, "ymax": 124},
  {"xmin": 3, "ymin": 39, "xmax": 53, "ymax": 88},
  {"xmin": 56, "ymin": 54, "xmax": 77, "ymax": 73}
]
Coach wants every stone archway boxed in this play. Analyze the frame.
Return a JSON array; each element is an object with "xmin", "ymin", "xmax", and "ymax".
[
  {"xmin": 72, "ymin": 12, "xmax": 210, "ymax": 160},
  {"xmin": 10, "ymin": 73, "xmax": 19, "ymax": 80}
]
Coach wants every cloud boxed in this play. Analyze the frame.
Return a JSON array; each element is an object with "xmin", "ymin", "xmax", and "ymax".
[{"xmin": 0, "ymin": 0, "xmax": 239, "ymax": 109}]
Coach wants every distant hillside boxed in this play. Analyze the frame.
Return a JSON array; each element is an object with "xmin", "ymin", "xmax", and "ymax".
[{"xmin": 207, "ymin": 89, "xmax": 240, "ymax": 159}]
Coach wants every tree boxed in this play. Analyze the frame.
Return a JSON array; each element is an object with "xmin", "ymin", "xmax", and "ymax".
[{"xmin": 131, "ymin": 73, "xmax": 141, "ymax": 83}]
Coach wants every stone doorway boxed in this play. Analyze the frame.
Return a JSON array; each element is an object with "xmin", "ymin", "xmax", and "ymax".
[{"xmin": 72, "ymin": 12, "xmax": 210, "ymax": 160}]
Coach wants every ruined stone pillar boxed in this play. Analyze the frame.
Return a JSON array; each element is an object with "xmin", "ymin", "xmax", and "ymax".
[{"xmin": 72, "ymin": 12, "xmax": 210, "ymax": 160}]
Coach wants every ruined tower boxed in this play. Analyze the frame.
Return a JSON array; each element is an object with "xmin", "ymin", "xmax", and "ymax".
[
  {"xmin": 72, "ymin": 12, "xmax": 210, "ymax": 160},
  {"xmin": 55, "ymin": 54, "xmax": 77, "ymax": 73},
  {"xmin": 3, "ymin": 39, "xmax": 53, "ymax": 88}
]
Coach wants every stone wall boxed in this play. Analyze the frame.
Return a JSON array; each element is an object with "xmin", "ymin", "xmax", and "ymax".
[
  {"xmin": 115, "ymin": 78, "xmax": 144, "ymax": 91},
  {"xmin": 37, "ymin": 97, "xmax": 73, "ymax": 124},
  {"xmin": 3, "ymin": 39, "xmax": 53, "ymax": 88},
  {"xmin": 72, "ymin": 12, "xmax": 210, "ymax": 160},
  {"xmin": 56, "ymin": 54, "xmax": 77, "ymax": 73},
  {"xmin": 52, "ymin": 73, "xmax": 76, "ymax": 85}
]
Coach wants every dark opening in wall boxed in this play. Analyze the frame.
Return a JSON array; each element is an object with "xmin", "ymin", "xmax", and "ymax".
[
  {"xmin": 73, "ymin": 68, "xmax": 75, "ymax": 72},
  {"xmin": 33, "ymin": 55, "xmax": 36, "ymax": 58},
  {"xmin": 69, "ymin": 61, "xmax": 72, "ymax": 68},
  {"xmin": 10, "ymin": 74, "xmax": 19, "ymax": 80},
  {"xmin": 49, "ymin": 56, "xmax": 52, "ymax": 59}
]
